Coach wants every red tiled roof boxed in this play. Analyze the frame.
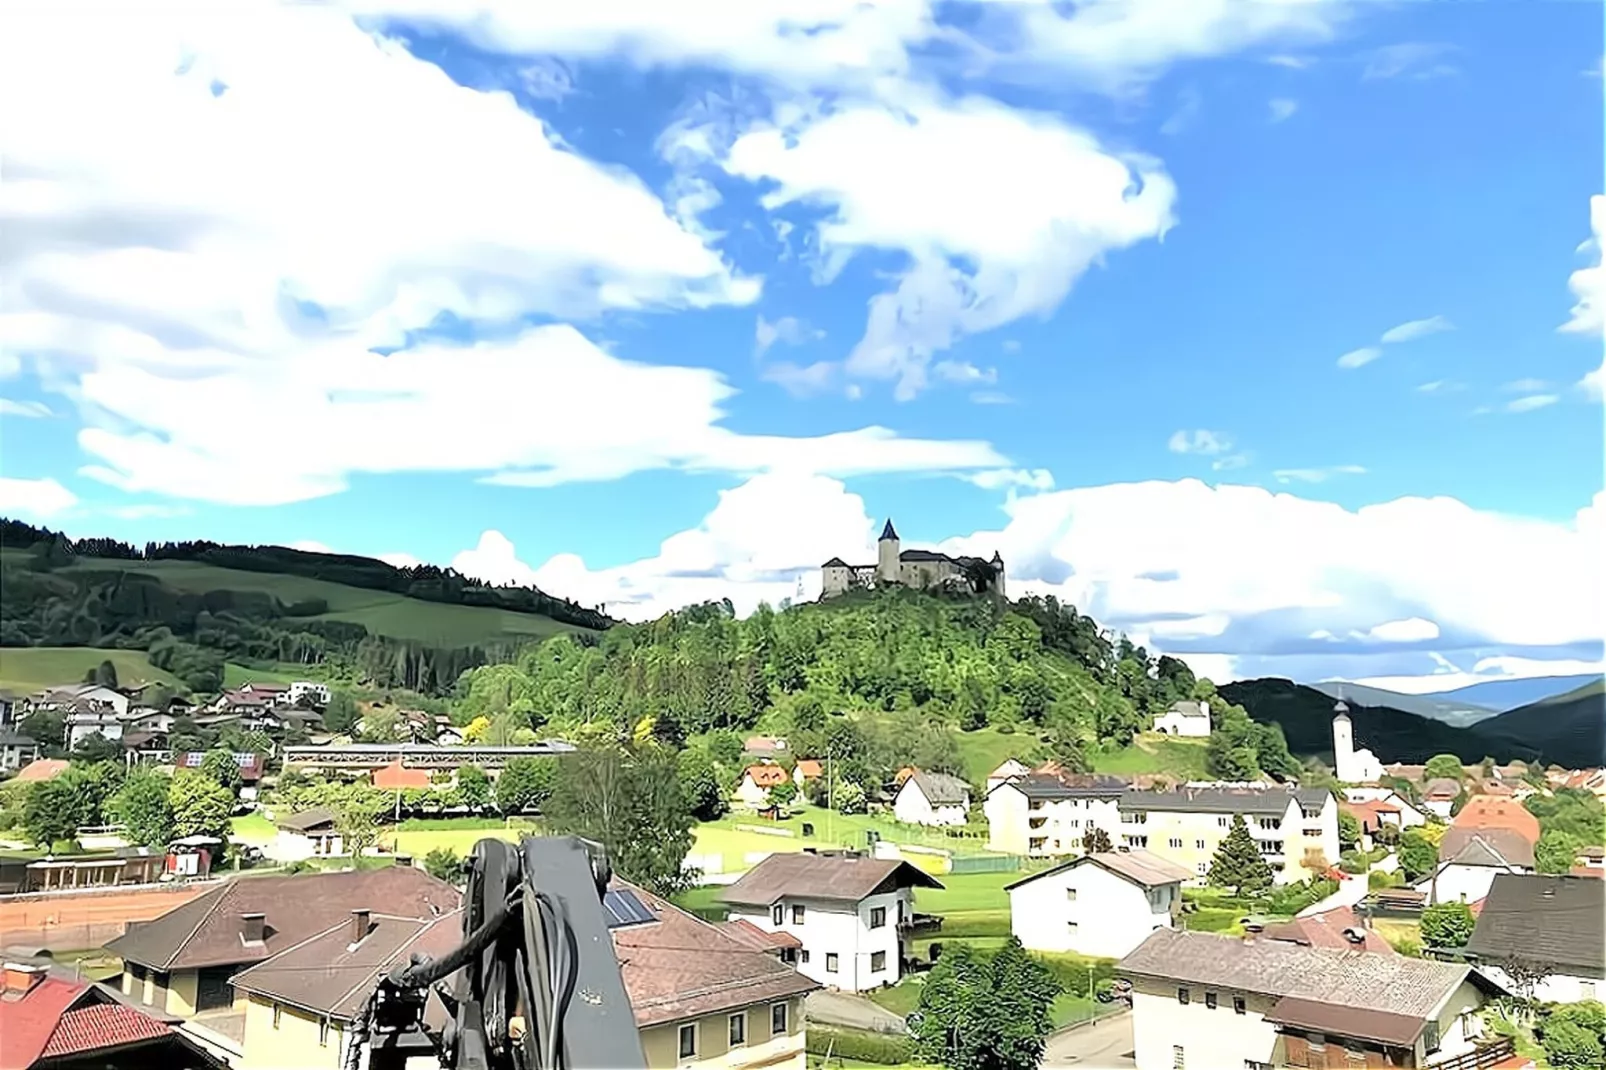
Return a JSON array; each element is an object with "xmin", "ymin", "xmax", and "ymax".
[
  {"xmin": 794, "ymin": 760, "xmax": 824, "ymax": 781},
  {"xmin": 0, "ymin": 976, "xmax": 85, "ymax": 1070},
  {"xmin": 717, "ymin": 918, "xmax": 804, "ymax": 951},
  {"xmin": 372, "ymin": 761, "xmax": 432, "ymax": 790},
  {"xmin": 13, "ymin": 759, "xmax": 69, "ymax": 783},
  {"xmin": 743, "ymin": 764, "xmax": 789, "ymax": 788},
  {"xmin": 1264, "ymin": 906, "xmax": 1397, "ymax": 956},
  {"xmin": 1571, "ymin": 864, "xmax": 1606, "ymax": 879},
  {"xmin": 1452, "ymin": 796, "xmax": 1541, "ymax": 845},
  {"xmin": 41, "ymin": 1002, "xmax": 171, "ymax": 1059}
]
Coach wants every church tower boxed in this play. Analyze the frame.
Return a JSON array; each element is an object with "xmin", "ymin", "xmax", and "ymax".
[
  {"xmin": 1331, "ymin": 699, "xmax": 1356, "ymax": 782},
  {"xmin": 877, "ymin": 518, "xmax": 901, "ymax": 586}
]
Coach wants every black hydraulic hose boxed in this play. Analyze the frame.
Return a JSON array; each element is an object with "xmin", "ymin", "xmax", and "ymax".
[{"xmin": 388, "ymin": 890, "xmax": 520, "ymax": 990}]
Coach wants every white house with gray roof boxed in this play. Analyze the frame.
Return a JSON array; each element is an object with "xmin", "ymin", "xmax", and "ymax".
[
  {"xmin": 1152, "ymin": 699, "xmax": 1211, "ymax": 738},
  {"xmin": 984, "ymin": 773, "xmax": 1129, "ymax": 856},
  {"xmin": 1119, "ymin": 928, "xmax": 1508, "ymax": 1070},
  {"xmin": 892, "ymin": 770, "xmax": 972, "ymax": 827},
  {"xmin": 1006, "ymin": 850, "xmax": 1192, "ymax": 959},
  {"xmin": 1117, "ymin": 784, "xmax": 1340, "ymax": 886}
]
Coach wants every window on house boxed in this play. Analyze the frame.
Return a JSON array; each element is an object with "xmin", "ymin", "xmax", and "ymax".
[
  {"xmin": 1195, "ymin": 839, "xmax": 1207, "ymax": 851},
  {"xmin": 1584, "ymin": 981, "xmax": 1598, "ymax": 1000},
  {"xmin": 870, "ymin": 906, "xmax": 886, "ymax": 928},
  {"xmin": 772, "ymin": 904, "xmax": 784, "ymax": 925},
  {"xmin": 780, "ymin": 947, "xmax": 797, "ymax": 965},
  {"xmin": 1218, "ymin": 816, "xmax": 1229, "ymax": 828},
  {"xmin": 1205, "ymin": 992, "xmax": 1217, "ymax": 1010},
  {"xmin": 1169, "ymin": 837, "xmax": 1183, "ymax": 849},
  {"xmin": 1177, "ymin": 987, "xmax": 1190, "ymax": 1005},
  {"xmin": 1172, "ymin": 1044, "xmax": 1185, "ymax": 1069},
  {"xmin": 792, "ymin": 904, "xmax": 806, "ymax": 925},
  {"xmin": 898, "ymin": 901, "xmax": 906, "ymax": 923},
  {"xmin": 1196, "ymin": 862, "xmax": 1209, "ymax": 876},
  {"xmin": 801, "ymin": 950, "xmax": 811, "ymax": 964},
  {"xmin": 1233, "ymin": 996, "xmax": 1246, "ymax": 1015},
  {"xmin": 771, "ymin": 1002, "xmax": 788, "ymax": 1036},
  {"xmin": 678, "ymin": 1024, "xmax": 697, "ymax": 1058},
  {"xmin": 871, "ymin": 951, "xmax": 887, "ymax": 972},
  {"xmin": 826, "ymin": 953, "xmax": 839, "ymax": 973},
  {"xmin": 1423, "ymin": 1022, "xmax": 1441, "ymax": 1053},
  {"xmin": 1067, "ymin": 921, "xmax": 1079, "ymax": 933},
  {"xmin": 1066, "ymin": 888, "xmax": 1077, "ymax": 902},
  {"xmin": 729, "ymin": 1013, "xmax": 746, "ymax": 1046}
]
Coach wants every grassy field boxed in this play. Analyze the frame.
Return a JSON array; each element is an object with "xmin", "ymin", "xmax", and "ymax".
[
  {"xmin": 230, "ymin": 813, "xmax": 278, "ymax": 844},
  {"xmin": 221, "ymin": 662, "xmax": 303, "ymax": 688},
  {"xmin": 60, "ymin": 558, "xmax": 591, "ymax": 647},
  {"xmin": 692, "ymin": 807, "xmax": 996, "ymax": 874},
  {"xmin": 1090, "ymin": 733, "xmax": 1211, "ymax": 778},
  {"xmin": 0, "ymin": 647, "xmax": 190, "ymax": 693},
  {"xmin": 954, "ymin": 727, "xmax": 1033, "ymax": 784}
]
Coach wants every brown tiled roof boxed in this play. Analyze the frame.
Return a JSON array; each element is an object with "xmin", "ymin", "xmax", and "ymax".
[
  {"xmin": 1118, "ymin": 929, "xmax": 1495, "ymax": 1019},
  {"xmin": 276, "ymin": 807, "xmax": 338, "ymax": 832},
  {"xmin": 1451, "ymin": 796, "xmax": 1541, "ymax": 844},
  {"xmin": 719, "ymin": 852, "xmax": 942, "ymax": 907},
  {"xmin": 14, "ymin": 759, "xmax": 70, "ymax": 783},
  {"xmin": 1440, "ymin": 828, "xmax": 1535, "ymax": 869},
  {"xmin": 1264, "ymin": 996, "xmax": 1427, "ymax": 1046},
  {"xmin": 1006, "ymin": 850, "xmax": 1191, "ymax": 893},
  {"xmin": 904, "ymin": 770, "xmax": 971, "ymax": 805},
  {"xmin": 1264, "ymin": 906, "xmax": 1397, "ymax": 956},
  {"xmin": 230, "ymin": 910, "xmax": 463, "ymax": 1020},
  {"xmin": 614, "ymin": 882, "xmax": 817, "ymax": 1028},
  {"xmin": 1423, "ymin": 778, "xmax": 1462, "ymax": 800},
  {"xmin": 716, "ymin": 919, "xmax": 803, "ymax": 951},
  {"xmin": 104, "ymin": 867, "xmax": 460, "ymax": 971},
  {"xmin": 372, "ymin": 761, "xmax": 431, "ymax": 791},
  {"xmin": 794, "ymin": 760, "xmax": 824, "ymax": 781},
  {"xmin": 742, "ymin": 764, "xmax": 789, "ymax": 788}
]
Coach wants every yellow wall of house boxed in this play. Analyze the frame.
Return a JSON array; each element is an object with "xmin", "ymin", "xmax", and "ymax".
[
  {"xmin": 239, "ymin": 995, "xmax": 345, "ymax": 1070},
  {"xmin": 638, "ymin": 998, "xmax": 806, "ymax": 1070},
  {"xmin": 167, "ymin": 969, "xmax": 199, "ymax": 1016}
]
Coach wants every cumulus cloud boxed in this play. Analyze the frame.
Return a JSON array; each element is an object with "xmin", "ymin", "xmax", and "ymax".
[
  {"xmin": 68, "ymin": 324, "xmax": 1006, "ymax": 505},
  {"xmin": 754, "ymin": 315, "xmax": 823, "ymax": 357},
  {"xmin": 0, "ymin": 476, "xmax": 78, "ymax": 518},
  {"xmin": 964, "ymin": 468, "xmax": 1056, "ymax": 492},
  {"xmin": 1361, "ymin": 617, "xmax": 1439, "ymax": 643},
  {"xmin": 1168, "ymin": 429, "xmax": 1232, "ymax": 456},
  {"xmin": 453, "ymin": 530, "xmax": 541, "ymax": 587},
  {"xmin": 380, "ymin": 551, "xmax": 424, "ymax": 569},
  {"xmin": 719, "ymin": 91, "xmax": 1177, "ymax": 398},
  {"xmin": 1268, "ymin": 98, "xmax": 1299, "ymax": 122}
]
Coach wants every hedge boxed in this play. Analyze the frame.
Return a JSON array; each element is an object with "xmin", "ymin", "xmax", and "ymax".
[
  {"xmin": 1034, "ymin": 951, "xmax": 1118, "ymax": 997},
  {"xmin": 934, "ymin": 910, "xmax": 1012, "ymax": 938},
  {"xmin": 806, "ymin": 1027, "xmax": 913, "ymax": 1065}
]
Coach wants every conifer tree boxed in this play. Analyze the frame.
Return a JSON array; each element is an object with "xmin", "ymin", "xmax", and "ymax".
[{"xmin": 1208, "ymin": 814, "xmax": 1274, "ymax": 896}]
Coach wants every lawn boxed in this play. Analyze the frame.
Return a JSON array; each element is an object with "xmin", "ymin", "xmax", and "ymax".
[
  {"xmin": 0, "ymin": 647, "xmax": 188, "ymax": 693},
  {"xmin": 222, "ymin": 662, "xmax": 304, "ymax": 688},
  {"xmin": 954, "ymin": 727, "xmax": 1033, "ymax": 784},
  {"xmin": 229, "ymin": 813, "xmax": 277, "ymax": 845},
  {"xmin": 692, "ymin": 807, "xmax": 995, "ymax": 875},
  {"xmin": 385, "ymin": 825, "xmax": 525, "ymax": 857},
  {"xmin": 1090, "ymin": 734, "xmax": 1210, "ymax": 779},
  {"xmin": 914, "ymin": 871, "xmax": 1016, "ymax": 914}
]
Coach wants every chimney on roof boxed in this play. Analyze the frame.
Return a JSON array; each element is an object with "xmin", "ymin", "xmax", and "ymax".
[
  {"xmin": 240, "ymin": 913, "xmax": 266, "ymax": 944},
  {"xmin": 2, "ymin": 961, "xmax": 48, "ymax": 996},
  {"xmin": 1242, "ymin": 922, "xmax": 1264, "ymax": 944},
  {"xmin": 1342, "ymin": 928, "xmax": 1366, "ymax": 945},
  {"xmin": 350, "ymin": 909, "xmax": 371, "ymax": 944}
]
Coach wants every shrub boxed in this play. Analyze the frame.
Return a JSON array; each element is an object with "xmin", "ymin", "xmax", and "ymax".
[
  {"xmin": 1033, "ymin": 952, "xmax": 1117, "ymax": 997},
  {"xmin": 1539, "ymin": 1017, "xmax": 1604, "ymax": 1068},
  {"xmin": 1368, "ymin": 869, "xmax": 1399, "ymax": 889},
  {"xmin": 805, "ymin": 1027, "xmax": 913, "ymax": 1065}
]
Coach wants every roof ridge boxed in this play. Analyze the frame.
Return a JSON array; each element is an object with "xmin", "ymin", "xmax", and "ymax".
[
  {"xmin": 163, "ymin": 882, "xmax": 233, "ymax": 971},
  {"xmin": 327, "ymin": 914, "xmax": 450, "ymax": 1016}
]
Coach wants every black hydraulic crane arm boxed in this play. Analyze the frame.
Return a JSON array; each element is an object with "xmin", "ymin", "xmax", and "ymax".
[{"xmin": 356, "ymin": 835, "xmax": 646, "ymax": 1070}]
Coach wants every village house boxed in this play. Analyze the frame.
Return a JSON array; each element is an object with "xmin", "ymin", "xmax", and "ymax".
[
  {"xmin": 1152, "ymin": 699, "xmax": 1211, "ymax": 737},
  {"xmin": 0, "ymin": 959, "xmax": 220, "ymax": 1070},
  {"xmin": 271, "ymin": 809, "xmax": 345, "ymax": 861},
  {"xmin": 1464, "ymin": 873, "xmax": 1604, "ymax": 1004},
  {"xmin": 173, "ymin": 751, "xmax": 266, "ymax": 799},
  {"xmin": 791, "ymin": 759, "xmax": 824, "ymax": 787},
  {"xmin": 718, "ymin": 851, "xmax": 943, "ymax": 993},
  {"xmin": 743, "ymin": 736, "xmax": 788, "ymax": 758},
  {"xmin": 64, "ymin": 703, "xmax": 125, "ymax": 749},
  {"xmin": 30, "ymin": 683, "xmax": 130, "ymax": 718},
  {"xmin": 1547, "ymin": 766, "xmax": 1606, "ymax": 803},
  {"xmin": 1264, "ymin": 905, "xmax": 1397, "ymax": 956},
  {"xmin": 102, "ymin": 867, "xmax": 459, "ymax": 1065},
  {"xmin": 1421, "ymin": 778, "xmax": 1462, "ymax": 819},
  {"xmin": 0, "ymin": 727, "xmax": 41, "ymax": 771},
  {"xmin": 1450, "ymin": 795, "xmax": 1541, "ymax": 845},
  {"xmin": 891, "ymin": 770, "xmax": 972, "ymax": 826},
  {"xmin": 985, "ymin": 757, "xmax": 1031, "ymax": 795},
  {"xmin": 1118, "ymin": 783, "xmax": 1340, "ymax": 885},
  {"xmin": 984, "ymin": 771, "xmax": 1129, "ymax": 856},
  {"xmin": 1119, "ymin": 927, "xmax": 1510, "ymax": 1070},
  {"xmin": 1417, "ymin": 828, "xmax": 1534, "ymax": 907},
  {"xmin": 1343, "ymin": 786, "xmax": 1429, "ymax": 830},
  {"xmin": 735, "ymin": 762, "xmax": 791, "ymax": 808},
  {"xmin": 1005, "ymin": 850, "xmax": 1190, "ymax": 959}
]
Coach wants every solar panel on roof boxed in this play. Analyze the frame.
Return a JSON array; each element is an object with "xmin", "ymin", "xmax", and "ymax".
[{"xmin": 602, "ymin": 889, "xmax": 657, "ymax": 928}]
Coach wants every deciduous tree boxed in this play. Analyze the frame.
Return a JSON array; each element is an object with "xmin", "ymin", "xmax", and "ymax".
[
  {"xmin": 1419, "ymin": 901, "xmax": 1475, "ymax": 949},
  {"xmin": 543, "ymin": 744, "xmax": 694, "ymax": 895},
  {"xmin": 495, "ymin": 756, "xmax": 556, "ymax": 814},
  {"xmin": 168, "ymin": 771, "xmax": 234, "ymax": 841},
  {"xmin": 456, "ymin": 764, "xmax": 492, "ymax": 810},
  {"xmin": 911, "ymin": 939, "xmax": 1059, "ymax": 1070},
  {"xmin": 1082, "ymin": 827, "xmax": 1113, "ymax": 854},
  {"xmin": 107, "ymin": 769, "xmax": 175, "ymax": 847}
]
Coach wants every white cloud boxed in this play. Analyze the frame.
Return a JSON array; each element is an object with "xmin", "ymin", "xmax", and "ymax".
[
  {"xmin": 1379, "ymin": 315, "xmax": 1453, "ymax": 344},
  {"xmin": 1504, "ymin": 394, "xmax": 1559, "ymax": 414},
  {"xmin": 1268, "ymin": 98, "xmax": 1299, "ymax": 122},
  {"xmin": 1168, "ymin": 429, "xmax": 1232, "ymax": 456},
  {"xmin": 105, "ymin": 504, "xmax": 191, "ymax": 520},
  {"xmin": 964, "ymin": 468, "xmax": 1055, "ymax": 492},
  {"xmin": 1502, "ymin": 378, "xmax": 1552, "ymax": 393},
  {"xmin": 1362, "ymin": 617, "xmax": 1439, "ymax": 643},
  {"xmin": 1211, "ymin": 453, "xmax": 1252, "ymax": 472},
  {"xmin": 1159, "ymin": 86, "xmax": 1202, "ymax": 136},
  {"xmin": 1415, "ymin": 380, "xmax": 1464, "ymax": 394},
  {"xmin": 1561, "ymin": 195, "xmax": 1604, "ymax": 400},
  {"xmin": 719, "ymin": 91, "xmax": 1177, "ymax": 398},
  {"xmin": 1266, "ymin": 54, "xmax": 1314, "ymax": 69},
  {"xmin": 1356, "ymin": 655, "xmax": 1606, "ymax": 696},
  {"xmin": 290, "ymin": 540, "xmax": 336, "ymax": 554},
  {"xmin": 60, "ymin": 324, "xmax": 1005, "ymax": 505},
  {"xmin": 0, "ymin": 398, "xmax": 52, "ymax": 418},
  {"xmin": 453, "ymin": 530, "xmax": 541, "ymax": 587},
  {"xmin": 1272, "ymin": 465, "xmax": 1366, "ymax": 484},
  {"xmin": 0, "ymin": 476, "xmax": 78, "ymax": 518},
  {"xmin": 754, "ymin": 315, "xmax": 823, "ymax": 357},
  {"xmin": 1336, "ymin": 346, "xmax": 1381, "ymax": 369},
  {"xmin": 1362, "ymin": 43, "xmax": 1459, "ymax": 81}
]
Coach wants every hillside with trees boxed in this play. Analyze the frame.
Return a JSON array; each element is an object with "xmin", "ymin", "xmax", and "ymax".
[{"xmin": 449, "ymin": 588, "xmax": 1300, "ymax": 791}]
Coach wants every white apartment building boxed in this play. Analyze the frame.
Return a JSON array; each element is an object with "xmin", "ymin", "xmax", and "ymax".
[
  {"xmin": 1119, "ymin": 928, "xmax": 1507, "ymax": 1070},
  {"xmin": 1118, "ymin": 784, "xmax": 1340, "ymax": 886},
  {"xmin": 718, "ymin": 852, "xmax": 942, "ymax": 993},
  {"xmin": 1005, "ymin": 850, "xmax": 1191, "ymax": 959},
  {"xmin": 984, "ymin": 773, "xmax": 1129, "ymax": 856},
  {"xmin": 285, "ymin": 681, "xmax": 332, "ymax": 706}
]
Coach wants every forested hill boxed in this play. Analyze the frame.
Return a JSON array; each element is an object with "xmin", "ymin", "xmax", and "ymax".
[
  {"xmin": 452, "ymin": 588, "xmax": 1304, "ymax": 785},
  {"xmin": 0, "ymin": 518, "xmax": 611, "ymax": 695}
]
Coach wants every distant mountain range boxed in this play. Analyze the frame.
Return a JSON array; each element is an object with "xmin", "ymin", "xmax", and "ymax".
[
  {"xmin": 1223, "ymin": 676, "xmax": 1606, "ymax": 771},
  {"xmin": 1306, "ymin": 673, "xmax": 1601, "ymax": 728},
  {"xmin": 1417, "ymin": 673, "xmax": 1601, "ymax": 713}
]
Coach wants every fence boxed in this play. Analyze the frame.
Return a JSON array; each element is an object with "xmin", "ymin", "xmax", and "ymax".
[{"xmin": 948, "ymin": 853, "xmax": 1021, "ymax": 875}]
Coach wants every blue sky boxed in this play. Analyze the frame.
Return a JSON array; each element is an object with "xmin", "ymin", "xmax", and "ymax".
[{"xmin": 1, "ymin": 0, "xmax": 1601, "ymax": 692}]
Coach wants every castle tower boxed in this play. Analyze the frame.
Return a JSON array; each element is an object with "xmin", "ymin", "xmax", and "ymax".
[
  {"xmin": 877, "ymin": 518, "xmax": 901, "ymax": 586},
  {"xmin": 991, "ymin": 549, "xmax": 1006, "ymax": 598},
  {"xmin": 1331, "ymin": 699, "xmax": 1356, "ymax": 782}
]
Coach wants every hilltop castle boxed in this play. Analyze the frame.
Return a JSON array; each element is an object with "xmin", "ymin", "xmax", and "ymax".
[{"xmin": 820, "ymin": 519, "xmax": 1005, "ymax": 599}]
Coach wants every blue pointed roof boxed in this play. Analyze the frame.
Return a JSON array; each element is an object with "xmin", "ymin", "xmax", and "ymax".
[{"xmin": 880, "ymin": 519, "xmax": 898, "ymax": 541}]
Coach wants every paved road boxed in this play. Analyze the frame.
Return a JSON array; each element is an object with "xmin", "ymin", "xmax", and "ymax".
[
  {"xmin": 1042, "ymin": 1010, "xmax": 1135, "ymax": 1068},
  {"xmin": 805, "ymin": 990, "xmax": 909, "ymax": 1035}
]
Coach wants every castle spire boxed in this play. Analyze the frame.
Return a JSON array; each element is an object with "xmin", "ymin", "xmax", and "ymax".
[{"xmin": 880, "ymin": 518, "xmax": 898, "ymax": 542}]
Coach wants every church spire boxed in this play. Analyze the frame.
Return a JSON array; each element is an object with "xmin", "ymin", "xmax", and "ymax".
[{"xmin": 880, "ymin": 518, "xmax": 899, "ymax": 542}]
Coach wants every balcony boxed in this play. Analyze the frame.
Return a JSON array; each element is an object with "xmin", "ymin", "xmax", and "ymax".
[
  {"xmin": 1427, "ymin": 1037, "xmax": 1516, "ymax": 1070},
  {"xmin": 898, "ymin": 912, "xmax": 943, "ymax": 938}
]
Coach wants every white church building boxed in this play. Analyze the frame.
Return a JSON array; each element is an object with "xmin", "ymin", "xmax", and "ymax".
[{"xmin": 1332, "ymin": 700, "xmax": 1383, "ymax": 784}]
